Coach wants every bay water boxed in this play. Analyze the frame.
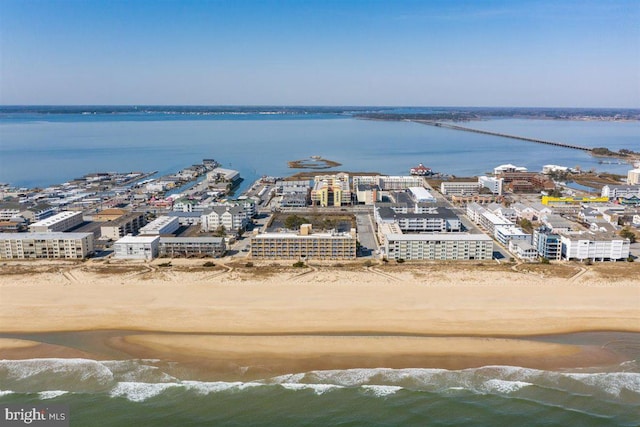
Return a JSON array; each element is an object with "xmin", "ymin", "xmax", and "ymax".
[{"xmin": 1, "ymin": 110, "xmax": 639, "ymax": 425}]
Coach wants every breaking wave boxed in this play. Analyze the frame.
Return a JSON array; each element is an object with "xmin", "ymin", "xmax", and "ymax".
[{"xmin": 0, "ymin": 359, "xmax": 639, "ymax": 404}]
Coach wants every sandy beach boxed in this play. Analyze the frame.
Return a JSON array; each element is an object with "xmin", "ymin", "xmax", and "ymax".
[{"xmin": 1, "ymin": 259, "xmax": 639, "ymax": 371}]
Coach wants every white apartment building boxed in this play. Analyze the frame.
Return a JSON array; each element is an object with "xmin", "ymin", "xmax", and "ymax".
[
  {"xmin": 560, "ymin": 232, "xmax": 630, "ymax": 261},
  {"xmin": 479, "ymin": 211, "xmax": 512, "ymax": 236},
  {"xmin": 408, "ymin": 187, "xmax": 436, "ymax": 203},
  {"xmin": 375, "ymin": 206, "xmax": 461, "ymax": 233},
  {"xmin": 378, "ymin": 176, "xmax": 425, "ymax": 190},
  {"xmin": 201, "ymin": 206, "xmax": 248, "ymax": 232},
  {"xmin": 495, "ymin": 225, "xmax": 531, "ymax": 246},
  {"xmin": 466, "ymin": 202, "xmax": 487, "ymax": 224},
  {"xmin": 478, "ymin": 176, "xmax": 504, "ymax": 195},
  {"xmin": 601, "ymin": 185, "xmax": 640, "ymax": 199},
  {"xmin": 380, "ymin": 226, "xmax": 493, "ymax": 261},
  {"xmin": 494, "ymin": 164, "xmax": 528, "ymax": 175},
  {"xmin": 0, "ymin": 232, "xmax": 94, "ymax": 259},
  {"xmin": 440, "ymin": 181, "xmax": 479, "ymax": 195},
  {"xmin": 486, "ymin": 203, "xmax": 517, "ymax": 222},
  {"xmin": 138, "ymin": 216, "xmax": 180, "ymax": 236},
  {"xmin": 353, "ymin": 175, "xmax": 424, "ymax": 191},
  {"xmin": 509, "ymin": 240, "xmax": 538, "ymax": 262},
  {"xmin": 28, "ymin": 211, "xmax": 83, "ymax": 233},
  {"xmin": 113, "ymin": 235, "xmax": 160, "ymax": 260}
]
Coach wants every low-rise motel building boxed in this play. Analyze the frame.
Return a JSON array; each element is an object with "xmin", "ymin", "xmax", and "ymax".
[
  {"xmin": 159, "ymin": 237, "xmax": 226, "ymax": 258},
  {"xmin": 250, "ymin": 224, "xmax": 357, "ymax": 260},
  {"xmin": 0, "ymin": 232, "xmax": 94, "ymax": 259}
]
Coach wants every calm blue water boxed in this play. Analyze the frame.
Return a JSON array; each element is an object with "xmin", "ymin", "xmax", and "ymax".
[{"xmin": 1, "ymin": 113, "xmax": 638, "ymax": 192}]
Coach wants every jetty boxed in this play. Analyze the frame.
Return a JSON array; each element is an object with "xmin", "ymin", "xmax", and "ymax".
[{"xmin": 413, "ymin": 120, "xmax": 593, "ymax": 152}]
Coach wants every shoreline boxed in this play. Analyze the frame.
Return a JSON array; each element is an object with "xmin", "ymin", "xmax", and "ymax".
[
  {"xmin": 1, "ymin": 261, "xmax": 638, "ymax": 373},
  {"xmin": 1, "ymin": 331, "xmax": 635, "ymax": 376}
]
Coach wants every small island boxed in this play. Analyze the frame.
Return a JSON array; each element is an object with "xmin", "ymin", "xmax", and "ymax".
[{"xmin": 288, "ymin": 156, "xmax": 342, "ymax": 169}]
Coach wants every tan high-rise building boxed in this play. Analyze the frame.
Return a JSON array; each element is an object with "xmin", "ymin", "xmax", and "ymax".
[
  {"xmin": 311, "ymin": 173, "xmax": 351, "ymax": 207},
  {"xmin": 627, "ymin": 168, "xmax": 640, "ymax": 185}
]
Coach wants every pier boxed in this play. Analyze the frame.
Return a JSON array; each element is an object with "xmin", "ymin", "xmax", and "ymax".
[{"xmin": 414, "ymin": 120, "xmax": 593, "ymax": 152}]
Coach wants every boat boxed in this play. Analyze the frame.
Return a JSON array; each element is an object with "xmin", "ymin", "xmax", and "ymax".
[{"xmin": 410, "ymin": 163, "xmax": 432, "ymax": 176}]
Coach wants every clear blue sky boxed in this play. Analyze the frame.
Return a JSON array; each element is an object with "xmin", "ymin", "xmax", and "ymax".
[{"xmin": 1, "ymin": 0, "xmax": 638, "ymax": 107}]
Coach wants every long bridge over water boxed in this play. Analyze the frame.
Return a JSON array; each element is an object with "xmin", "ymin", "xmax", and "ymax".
[{"xmin": 413, "ymin": 120, "xmax": 593, "ymax": 152}]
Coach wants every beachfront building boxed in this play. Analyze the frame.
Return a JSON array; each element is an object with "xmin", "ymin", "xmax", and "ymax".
[
  {"xmin": 311, "ymin": 173, "xmax": 352, "ymax": 207},
  {"xmin": 100, "ymin": 212, "xmax": 147, "ymax": 240},
  {"xmin": 113, "ymin": 235, "xmax": 160, "ymax": 260},
  {"xmin": 0, "ymin": 232, "xmax": 94, "ymax": 259},
  {"xmin": 159, "ymin": 237, "xmax": 226, "ymax": 258},
  {"xmin": 200, "ymin": 206, "xmax": 248, "ymax": 233},
  {"xmin": 560, "ymin": 232, "xmax": 630, "ymax": 261},
  {"xmin": 533, "ymin": 226, "xmax": 562, "ymax": 261},
  {"xmin": 138, "ymin": 216, "xmax": 180, "ymax": 236},
  {"xmin": 28, "ymin": 211, "xmax": 83, "ymax": 233},
  {"xmin": 379, "ymin": 224, "xmax": 493, "ymax": 261},
  {"xmin": 250, "ymin": 224, "xmax": 357, "ymax": 260},
  {"xmin": 440, "ymin": 181, "xmax": 480, "ymax": 196},
  {"xmin": 509, "ymin": 240, "xmax": 539, "ymax": 262}
]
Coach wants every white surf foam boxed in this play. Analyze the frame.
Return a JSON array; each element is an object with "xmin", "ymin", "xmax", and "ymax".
[
  {"xmin": 563, "ymin": 372, "xmax": 640, "ymax": 397},
  {"xmin": 181, "ymin": 381, "xmax": 262, "ymax": 395},
  {"xmin": 361, "ymin": 385, "xmax": 403, "ymax": 397},
  {"xmin": 481, "ymin": 379, "xmax": 533, "ymax": 394},
  {"xmin": 279, "ymin": 383, "xmax": 343, "ymax": 395},
  {"xmin": 0, "ymin": 358, "xmax": 115, "ymax": 386},
  {"xmin": 110, "ymin": 382, "xmax": 180, "ymax": 402},
  {"xmin": 38, "ymin": 390, "xmax": 69, "ymax": 399},
  {"xmin": 0, "ymin": 390, "xmax": 14, "ymax": 397}
]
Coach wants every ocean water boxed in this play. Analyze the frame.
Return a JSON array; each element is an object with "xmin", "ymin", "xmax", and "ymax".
[
  {"xmin": 0, "ymin": 358, "xmax": 638, "ymax": 426},
  {"xmin": 1, "ymin": 111, "xmax": 638, "ymax": 192}
]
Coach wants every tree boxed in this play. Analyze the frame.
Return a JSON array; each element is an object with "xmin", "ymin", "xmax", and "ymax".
[
  {"xmin": 519, "ymin": 218, "xmax": 533, "ymax": 233},
  {"xmin": 619, "ymin": 227, "xmax": 637, "ymax": 243},
  {"xmin": 214, "ymin": 225, "xmax": 226, "ymax": 237},
  {"xmin": 284, "ymin": 214, "xmax": 308, "ymax": 230}
]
